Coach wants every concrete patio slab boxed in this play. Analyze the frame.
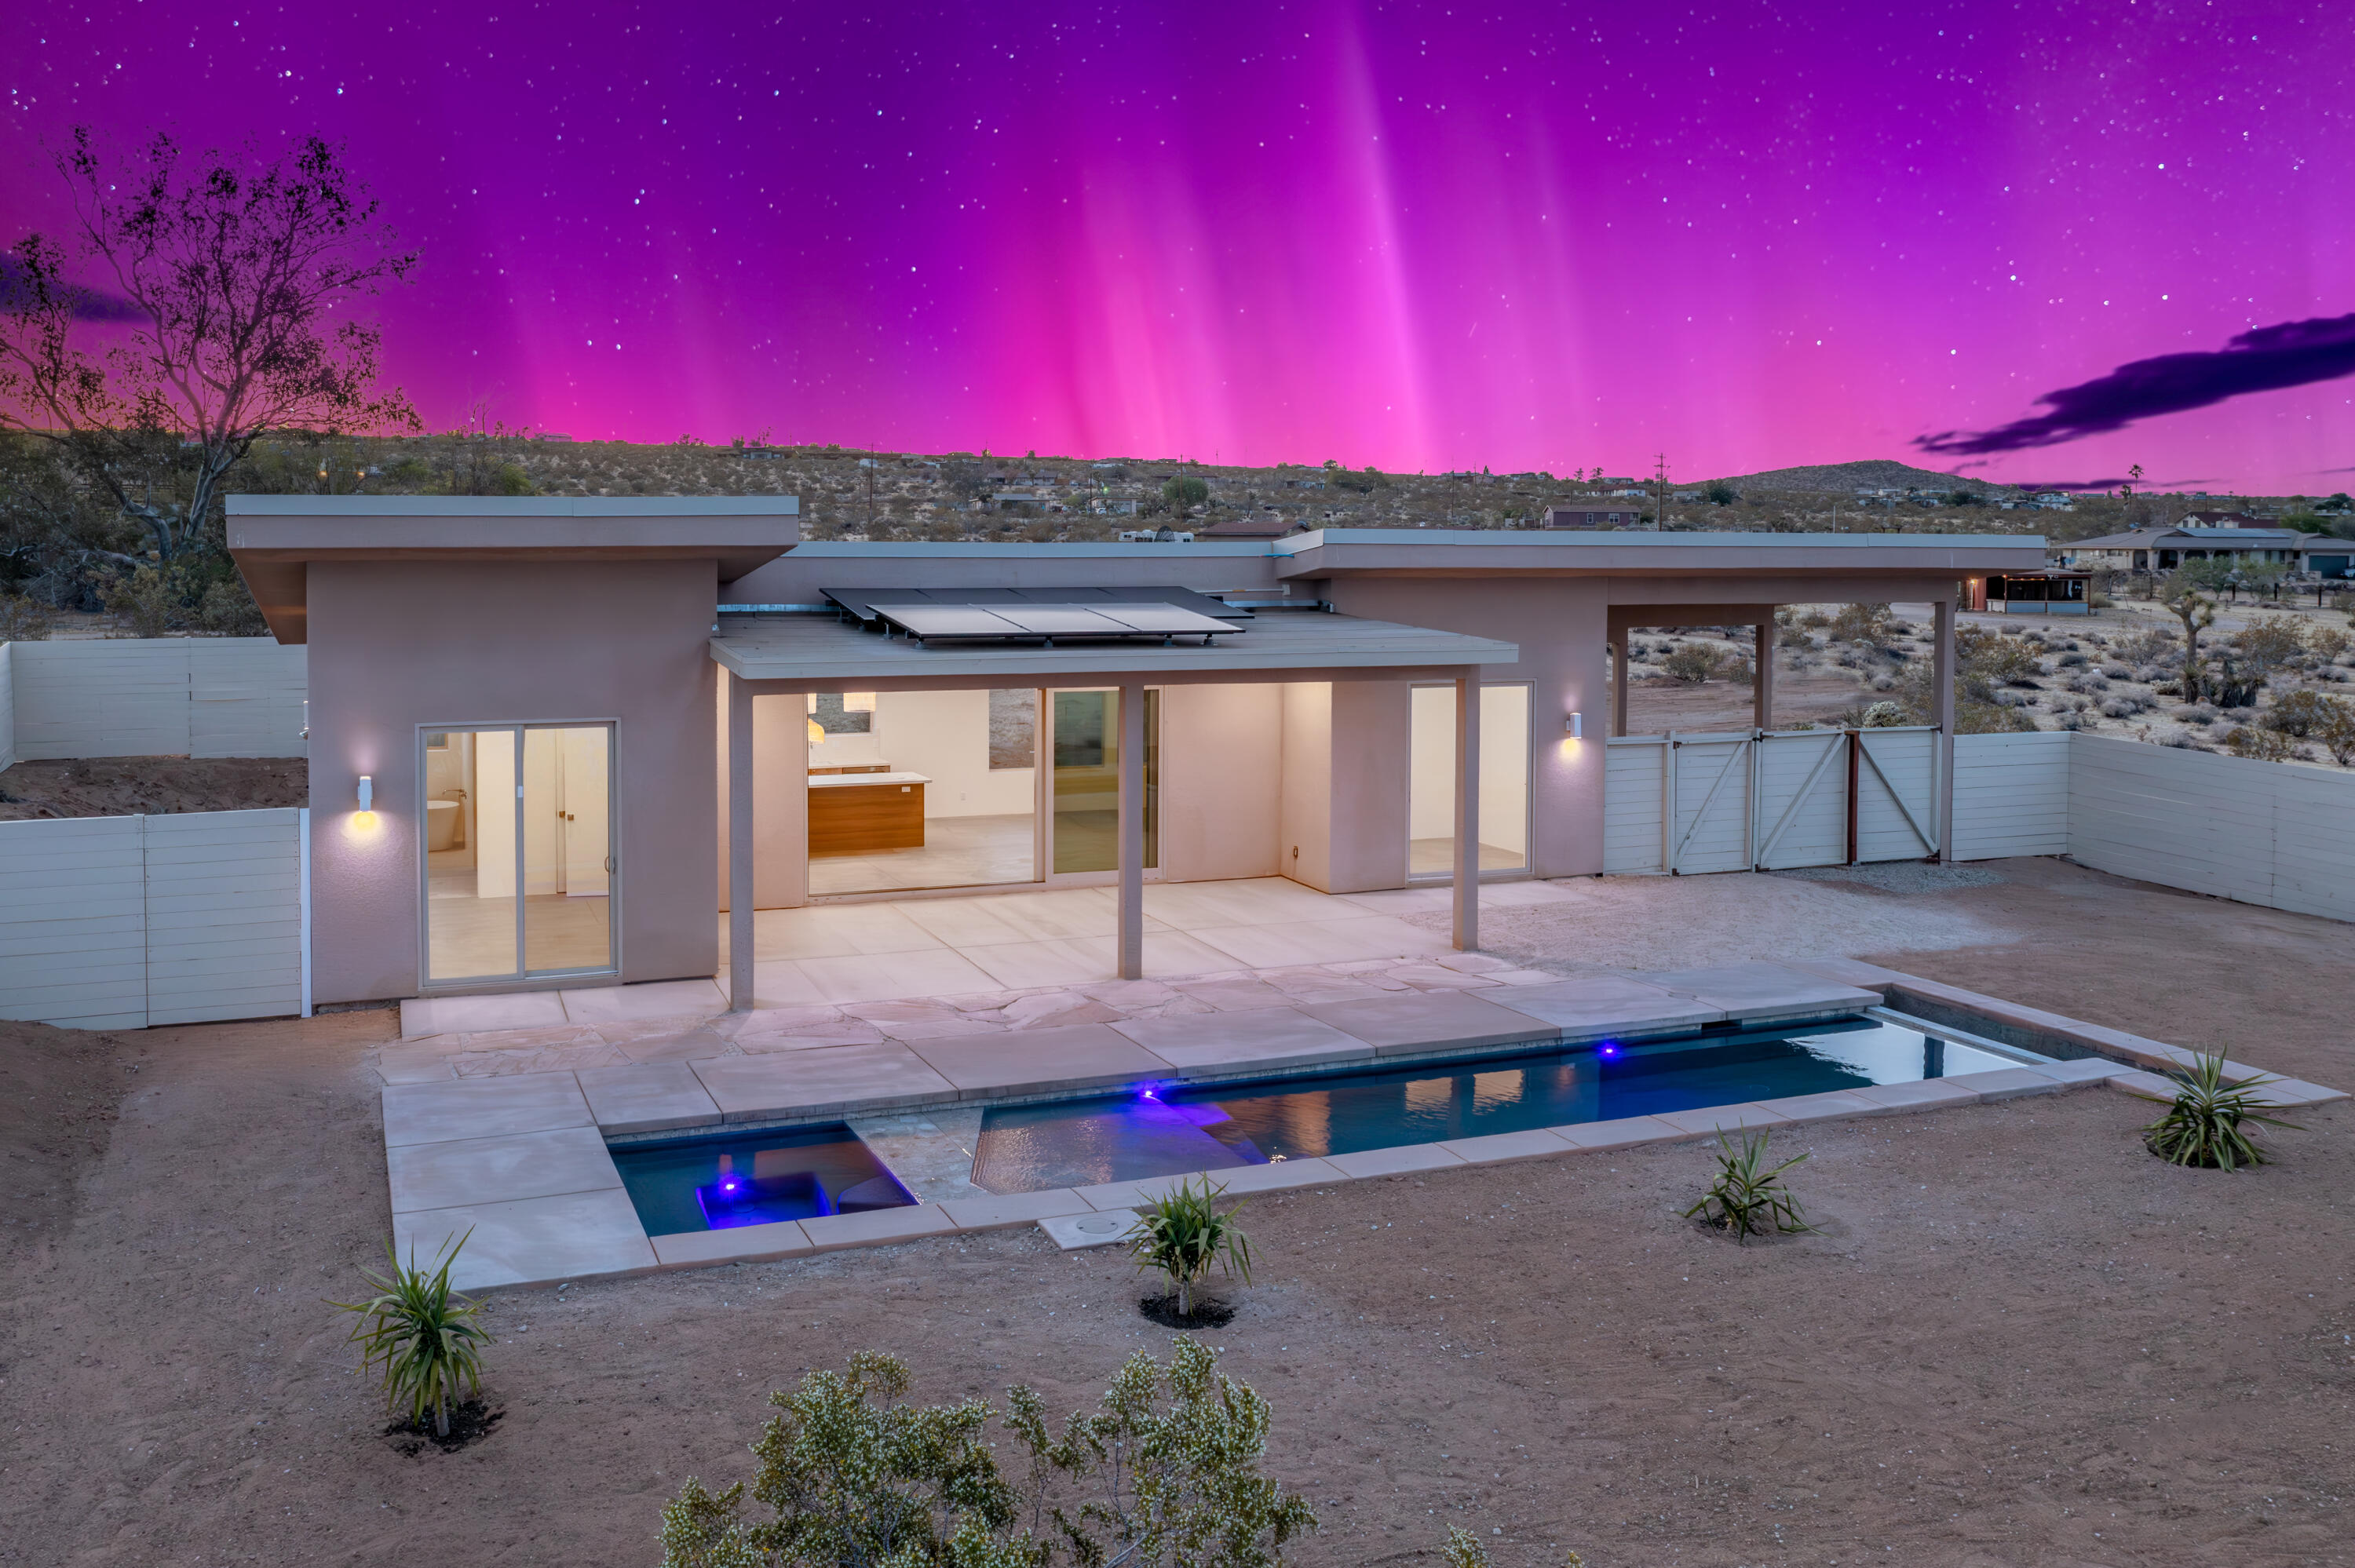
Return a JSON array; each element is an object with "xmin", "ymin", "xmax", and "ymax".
[
  {"xmin": 559, "ymin": 979, "xmax": 727, "ymax": 1024},
  {"xmin": 1753, "ymin": 1089, "xmax": 1890, "ymax": 1125},
  {"xmin": 938, "ymin": 1188, "xmax": 1097, "ymax": 1229},
  {"xmin": 382, "ymin": 1072, "xmax": 593, "ymax": 1147},
  {"xmin": 1438, "ymin": 1128, "xmax": 1577, "ymax": 1165},
  {"xmin": 1188, "ymin": 914, "xmax": 1452, "ymax": 968},
  {"xmin": 1327, "ymin": 1142, "xmax": 1467, "ymax": 1178},
  {"xmin": 400, "ymin": 989, "xmax": 570, "ymax": 1041},
  {"xmin": 1554, "ymin": 1114, "xmax": 1692, "ymax": 1150},
  {"xmin": 649, "ymin": 1220, "xmax": 816, "ymax": 1268},
  {"xmin": 1652, "ymin": 1103, "xmax": 1799, "ymax": 1137},
  {"xmin": 1213, "ymin": 1156, "xmax": 1347, "ymax": 1194},
  {"xmin": 788, "ymin": 946, "xmax": 1006, "ymax": 1005},
  {"xmin": 1941, "ymin": 1067, "xmax": 2068, "ymax": 1101},
  {"xmin": 576, "ymin": 1061, "xmax": 725, "ymax": 1135},
  {"xmin": 908, "ymin": 1023, "xmax": 1170, "ymax": 1096},
  {"xmin": 387, "ymin": 1124, "xmax": 622, "ymax": 1214},
  {"xmin": 1851, "ymin": 1078, "xmax": 1982, "ymax": 1111},
  {"xmin": 1111, "ymin": 1009, "xmax": 1374, "ymax": 1076},
  {"xmin": 1483, "ymin": 975, "xmax": 1722, "ymax": 1040},
  {"xmin": 690, "ymin": 1042, "xmax": 957, "ymax": 1121},
  {"xmin": 1039, "ymin": 1209, "xmax": 1145, "ymax": 1250},
  {"xmin": 1141, "ymin": 877, "xmax": 1346, "ymax": 927},
  {"xmin": 1640, "ymin": 962, "xmax": 1883, "ymax": 1025},
  {"xmin": 393, "ymin": 1187, "xmax": 657, "ymax": 1291},
  {"xmin": 959, "ymin": 932, "xmax": 1237, "ymax": 990},
  {"xmin": 798, "ymin": 1204, "xmax": 961, "ymax": 1252},
  {"xmin": 1298, "ymin": 990, "xmax": 1557, "ymax": 1058}
]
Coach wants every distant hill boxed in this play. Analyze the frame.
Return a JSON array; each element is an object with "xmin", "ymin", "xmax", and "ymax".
[{"xmin": 1708, "ymin": 459, "xmax": 1999, "ymax": 496}]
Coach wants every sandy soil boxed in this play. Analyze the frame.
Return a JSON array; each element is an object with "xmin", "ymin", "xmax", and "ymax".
[
  {"xmin": 3, "ymin": 862, "xmax": 2352, "ymax": 1566},
  {"xmin": 0, "ymin": 757, "xmax": 309, "ymax": 822}
]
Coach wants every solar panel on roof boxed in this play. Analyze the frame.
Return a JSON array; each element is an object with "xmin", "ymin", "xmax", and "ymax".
[
  {"xmin": 1093, "ymin": 604, "xmax": 1235, "ymax": 634},
  {"xmin": 879, "ymin": 606, "xmax": 1023, "ymax": 636},
  {"xmin": 990, "ymin": 607, "xmax": 1130, "ymax": 634}
]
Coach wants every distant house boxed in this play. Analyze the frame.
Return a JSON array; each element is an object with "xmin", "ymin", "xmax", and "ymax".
[
  {"xmin": 2177, "ymin": 510, "xmax": 2270, "ymax": 530},
  {"xmin": 2059, "ymin": 524, "xmax": 2304, "ymax": 572},
  {"xmin": 1543, "ymin": 504, "xmax": 1643, "ymax": 530},
  {"xmin": 1117, "ymin": 527, "xmax": 1196, "ymax": 543},
  {"xmin": 1196, "ymin": 515, "xmax": 1299, "ymax": 541}
]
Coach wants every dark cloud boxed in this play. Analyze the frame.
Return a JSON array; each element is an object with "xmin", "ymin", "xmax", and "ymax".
[
  {"xmin": 0, "ymin": 254, "xmax": 144, "ymax": 323},
  {"xmin": 2006, "ymin": 479, "xmax": 2130, "ymax": 491},
  {"xmin": 1915, "ymin": 312, "xmax": 2355, "ymax": 456}
]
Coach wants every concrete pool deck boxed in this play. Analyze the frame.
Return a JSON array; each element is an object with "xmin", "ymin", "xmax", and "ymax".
[{"xmin": 378, "ymin": 957, "xmax": 2349, "ymax": 1291}]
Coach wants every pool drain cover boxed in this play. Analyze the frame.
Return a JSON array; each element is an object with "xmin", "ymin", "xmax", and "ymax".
[{"xmin": 1039, "ymin": 1209, "xmax": 1145, "ymax": 1251}]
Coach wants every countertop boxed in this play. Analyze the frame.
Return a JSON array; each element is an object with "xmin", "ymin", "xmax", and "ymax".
[{"xmin": 807, "ymin": 771, "xmax": 931, "ymax": 788}]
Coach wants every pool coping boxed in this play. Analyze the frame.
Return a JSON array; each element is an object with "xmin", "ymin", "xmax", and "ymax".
[{"xmin": 379, "ymin": 961, "xmax": 2348, "ymax": 1291}]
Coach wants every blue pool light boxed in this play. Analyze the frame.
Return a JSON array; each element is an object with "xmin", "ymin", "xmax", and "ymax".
[{"xmin": 1599, "ymin": 1042, "xmax": 1620, "ymax": 1058}]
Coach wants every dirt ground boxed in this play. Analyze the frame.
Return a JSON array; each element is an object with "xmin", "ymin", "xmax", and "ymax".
[
  {"xmin": 3, "ymin": 860, "xmax": 2353, "ymax": 1567},
  {"xmin": 0, "ymin": 757, "xmax": 309, "ymax": 821}
]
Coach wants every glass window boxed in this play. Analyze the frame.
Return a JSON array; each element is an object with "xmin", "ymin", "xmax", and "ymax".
[
  {"xmin": 1407, "ymin": 684, "xmax": 1532, "ymax": 879},
  {"xmin": 423, "ymin": 724, "xmax": 615, "ymax": 985},
  {"xmin": 808, "ymin": 689, "xmax": 1042, "ymax": 895},
  {"xmin": 1050, "ymin": 688, "xmax": 1157, "ymax": 875}
]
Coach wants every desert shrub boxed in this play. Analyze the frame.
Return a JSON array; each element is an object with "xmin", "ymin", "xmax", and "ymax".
[
  {"xmin": 659, "ymin": 1340, "xmax": 1318, "ymax": 1568},
  {"xmin": 2127, "ymin": 1054, "xmax": 2299, "ymax": 1171},
  {"xmin": 99, "ymin": 567, "xmax": 185, "ymax": 637},
  {"xmin": 2099, "ymin": 660, "xmax": 2136, "ymax": 680},
  {"xmin": 1442, "ymin": 1524, "xmax": 1586, "ymax": 1568},
  {"xmin": 2065, "ymin": 673, "xmax": 2109, "ymax": 694},
  {"xmin": 2177, "ymin": 702, "xmax": 2219, "ymax": 725},
  {"xmin": 1857, "ymin": 700, "xmax": 1908, "ymax": 727},
  {"xmin": 1129, "ymin": 1176, "xmax": 1254, "ymax": 1320},
  {"xmin": 2313, "ymin": 626, "xmax": 2353, "ymax": 662},
  {"xmin": 2149, "ymin": 726, "xmax": 2203, "ymax": 749},
  {"xmin": 2056, "ymin": 651, "xmax": 2088, "ymax": 667},
  {"xmin": 2222, "ymin": 725, "xmax": 2298, "ymax": 762},
  {"xmin": 1659, "ymin": 643, "xmax": 1729, "ymax": 685},
  {"xmin": 1958, "ymin": 702, "xmax": 2039, "ymax": 734},
  {"xmin": 1827, "ymin": 601, "xmax": 1893, "ymax": 647},
  {"xmin": 2231, "ymin": 616, "xmax": 2308, "ymax": 676},
  {"xmin": 0, "ymin": 593, "xmax": 58, "ymax": 640},
  {"xmin": 330, "ymin": 1233, "xmax": 490, "ymax": 1439},
  {"xmin": 2111, "ymin": 627, "xmax": 2179, "ymax": 665},
  {"xmin": 1683, "ymin": 1131, "xmax": 1812, "ymax": 1243},
  {"xmin": 2098, "ymin": 697, "xmax": 2144, "ymax": 719},
  {"xmin": 2265, "ymin": 690, "xmax": 2355, "ymax": 762},
  {"xmin": 2057, "ymin": 710, "xmax": 2100, "ymax": 731}
]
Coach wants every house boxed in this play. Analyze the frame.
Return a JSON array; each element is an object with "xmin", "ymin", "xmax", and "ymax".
[
  {"xmin": 1196, "ymin": 515, "xmax": 1298, "ymax": 541},
  {"xmin": 222, "ymin": 498, "xmax": 2039, "ymax": 1006},
  {"xmin": 2177, "ymin": 510, "xmax": 2271, "ymax": 531},
  {"xmin": 2058, "ymin": 524, "xmax": 2305, "ymax": 571},
  {"xmin": 1543, "ymin": 504, "xmax": 1643, "ymax": 529}
]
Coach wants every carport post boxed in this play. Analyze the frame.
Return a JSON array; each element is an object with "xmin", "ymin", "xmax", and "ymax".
[
  {"xmin": 728, "ymin": 671, "xmax": 755, "ymax": 1012},
  {"xmin": 1453, "ymin": 666, "xmax": 1481, "ymax": 952},
  {"xmin": 1753, "ymin": 618, "xmax": 1776, "ymax": 730},
  {"xmin": 1117, "ymin": 679, "xmax": 1146, "ymax": 980},
  {"xmin": 1932, "ymin": 596, "xmax": 1956, "ymax": 862}
]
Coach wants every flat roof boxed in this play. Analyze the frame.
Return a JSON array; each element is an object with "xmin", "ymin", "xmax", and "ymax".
[
  {"xmin": 1267, "ymin": 528, "xmax": 2049, "ymax": 577},
  {"xmin": 710, "ymin": 607, "xmax": 1517, "ymax": 687},
  {"xmin": 226, "ymin": 496, "xmax": 801, "ymax": 643}
]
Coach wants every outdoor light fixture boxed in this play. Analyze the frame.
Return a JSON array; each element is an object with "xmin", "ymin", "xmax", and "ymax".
[
  {"xmin": 356, "ymin": 775, "xmax": 374, "ymax": 812},
  {"xmin": 1564, "ymin": 712, "xmax": 1583, "ymax": 738}
]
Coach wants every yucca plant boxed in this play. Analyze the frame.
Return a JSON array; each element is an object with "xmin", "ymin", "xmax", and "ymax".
[
  {"xmin": 2129, "ymin": 1053, "xmax": 2301, "ymax": 1170},
  {"xmin": 331, "ymin": 1231, "xmax": 491, "ymax": 1438},
  {"xmin": 1683, "ymin": 1130, "xmax": 1813, "ymax": 1243},
  {"xmin": 1128, "ymin": 1176, "xmax": 1253, "ymax": 1319}
]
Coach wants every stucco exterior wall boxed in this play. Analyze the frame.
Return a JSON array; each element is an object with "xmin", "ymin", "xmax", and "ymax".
[
  {"xmin": 1157, "ymin": 682, "xmax": 1282, "ymax": 882},
  {"xmin": 306, "ymin": 560, "xmax": 721, "ymax": 1003}
]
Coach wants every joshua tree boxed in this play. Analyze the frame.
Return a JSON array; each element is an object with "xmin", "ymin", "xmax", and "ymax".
[{"xmin": 2157, "ymin": 563, "xmax": 2227, "ymax": 704}]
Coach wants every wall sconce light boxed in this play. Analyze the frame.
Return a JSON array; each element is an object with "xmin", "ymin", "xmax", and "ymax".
[
  {"xmin": 356, "ymin": 775, "xmax": 374, "ymax": 812},
  {"xmin": 1564, "ymin": 712, "xmax": 1583, "ymax": 738}
]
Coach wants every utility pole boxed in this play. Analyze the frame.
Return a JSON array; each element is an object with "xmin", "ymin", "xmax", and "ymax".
[{"xmin": 1653, "ymin": 453, "xmax": 1669, "ymax": 531}]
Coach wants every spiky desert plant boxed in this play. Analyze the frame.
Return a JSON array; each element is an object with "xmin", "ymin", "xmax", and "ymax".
[
  {"xmin": 330, "ymin": 1231, "xmax": 489, "ymax": 1437},
  {"xmin": 2128, "ymin": 1053, "xmax": 2301, "ymax": 1170},
  {"xmin": 1683, "ymin": 1131, "xmax": 1813, "ymax": 1243},
  {"xmin": 1129, "ymin": 1176, "xmax": 1254, "ymax": 1318}
]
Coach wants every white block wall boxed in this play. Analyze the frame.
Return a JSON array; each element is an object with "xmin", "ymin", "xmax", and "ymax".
[
  {"xmin": 0, "ymin": 638, "xmax": 307, "ymax": 762},
  {"xmin": 0, "ymin": 808, "xmax": 305, "ymax": 1030}
]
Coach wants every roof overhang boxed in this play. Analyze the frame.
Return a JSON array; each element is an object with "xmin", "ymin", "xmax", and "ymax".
[
  {"xmin": 1269, "ymin": 528, "xmax": 2050, "ymax": 578},
  {"xmin": 710, "ymin": 608, "xmax": 1515, "ymax": 690},
  {"xmin": 226, "ymin": 495, "xmax": 799, "ymax": 643}
]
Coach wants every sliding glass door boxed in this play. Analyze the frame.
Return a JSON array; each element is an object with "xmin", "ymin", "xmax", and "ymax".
[
  {"xmin": 1047, "ymin": 688, "xmax": 1157, "ymax": 878},
  {"xmin": 423, "ymin": 723, "xmax": 615, "ymax": 986},
  {"xmin": 1406, "ymin": 684, "xmax": 1532, "ymax": 880}
]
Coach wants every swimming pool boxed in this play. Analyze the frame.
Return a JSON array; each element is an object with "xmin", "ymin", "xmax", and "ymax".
[
  {"xmin": 967, "ymin": 1017, "xmax": 2020, "ymax": 1194},
  {"xmin": 612, "ymin": 1124, "xmax": 918, "ymax": 1236}
]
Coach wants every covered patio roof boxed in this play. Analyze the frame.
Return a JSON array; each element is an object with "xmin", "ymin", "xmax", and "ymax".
[{"xmin": 708, "ymin": 606, "xmax": 1518, "ymax": 687}]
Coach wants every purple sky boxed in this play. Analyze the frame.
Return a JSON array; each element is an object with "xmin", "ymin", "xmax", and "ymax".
[{"xmin": 6, "ymin": 1, "xmax": 2353, "ymax": 490}]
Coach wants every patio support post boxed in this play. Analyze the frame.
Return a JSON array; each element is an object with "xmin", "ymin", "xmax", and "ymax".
[
  {"xmin": 1932, "ymin": 596, "xmax": 1956, "ymax": 863},
  {"xmin": 728, "ymin": 671, "xmax": 755, "ymax": 1012},
  {"xmin": 1754, "ymin": 618, "xmax": 1776, "ymax": 730},
  {"xmin": 1116, "ymin": 679, "xmax": 1146, "ymax": 980},
  {"xmin": 1453, "ymin": 666, "xmax": 1481, "ymax": 951},
  {"xmin": 1611, "ymin": 638, "xmax": 1630, "ymax": 736}
]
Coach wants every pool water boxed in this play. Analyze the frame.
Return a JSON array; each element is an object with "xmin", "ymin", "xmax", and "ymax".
[
  {"xmin": 612, "ymin": 1124, "xmax": 917, "ymax": 1237},
  {"xmin": 969, "ymin": 1018, "xmax": 2018, "ymax": 1194}
]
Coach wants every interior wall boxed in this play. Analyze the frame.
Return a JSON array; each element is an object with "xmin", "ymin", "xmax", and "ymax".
[
  {"xmin": 1276, "ymin": 682, "xmax": 1334, "ymax": 890},
  {"xmin": 1480, "ymin": 684, "xmax": 1532, "ymax": 858},
  {"xmin": 869, "ymin": 689, "xmax": 1035, "ymax": 819},
  {"xmin": 1158, "ymin": 682, "xmax": 1281, "ymax": 882},
  {"xmin": 1408, "ymin": 686, "xmax": 1455, "ymax": 841}
]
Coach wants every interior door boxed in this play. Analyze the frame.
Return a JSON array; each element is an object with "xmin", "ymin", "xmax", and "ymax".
[{"xmin": 523, "ymin": 725, "xmax": 614, "ymax": 972}]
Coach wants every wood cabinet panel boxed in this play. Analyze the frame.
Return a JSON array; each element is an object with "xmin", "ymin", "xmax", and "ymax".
[{"xmin": 809, "ymin": 782, "xmax": 926, "ymax": 856}]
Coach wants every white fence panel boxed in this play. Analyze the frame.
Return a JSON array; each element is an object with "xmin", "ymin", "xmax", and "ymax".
[
  {"xmin": 2065, "ymin": 736, "xmax": 2280, "ymax": 909},
  {"xmin": 0, "ymin": 642, "xmax": 14, "ymax": 772},
  {"xmin": 1602, "ymin": 738, "xmax": 1667, "ymax": 873},
  {"xmin": 143, "ymin": 808, "xmax": 304, "ymax": 1025},
  {"xmin": 0, "ymin": 808, "xmax": 306, "ymax": 1029},
  {"xmin": 2, "ymin": 638, "xmax": 306, "ymax": 761},
  {"xmin": 0, "ymin": 815, "xmax": 150, "ymax": 1029},
  {"xmin": 188, "ymin": 642, "xmax": 310, "ymax": 757},
  {"xmin": 1669, "ymin": 735, "xmax": 1753, "ymax": 874},
  {"xmin": 1950, "ymin": 730, "xmax": 2071, "ymax": 862},
  {"xmin": 2269, "ymin": 767, "xmax": 2355, "ymax": 924},
  {"xmin": 1752, "ymin": 730, "xmax": 1849, "ymax": 870},
  {"xmin": 1854, "ymin": 727, "xmax": 1939, "ymax": 862}
]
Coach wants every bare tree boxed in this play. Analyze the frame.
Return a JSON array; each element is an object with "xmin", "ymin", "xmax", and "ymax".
[{"xmin": 0, "ymin": 129, "xmax": 417, "ymax": 566}]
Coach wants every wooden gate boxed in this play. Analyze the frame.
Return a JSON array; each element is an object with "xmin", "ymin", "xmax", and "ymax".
[{"xmin": 1603, "ymin": 726, "xmax": 1940, "ymax": 874}]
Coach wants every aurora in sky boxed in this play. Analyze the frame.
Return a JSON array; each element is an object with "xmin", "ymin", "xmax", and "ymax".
[{"xmin": 5, "ymin": 1, "xmax": 2350, "ymax": 490}]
